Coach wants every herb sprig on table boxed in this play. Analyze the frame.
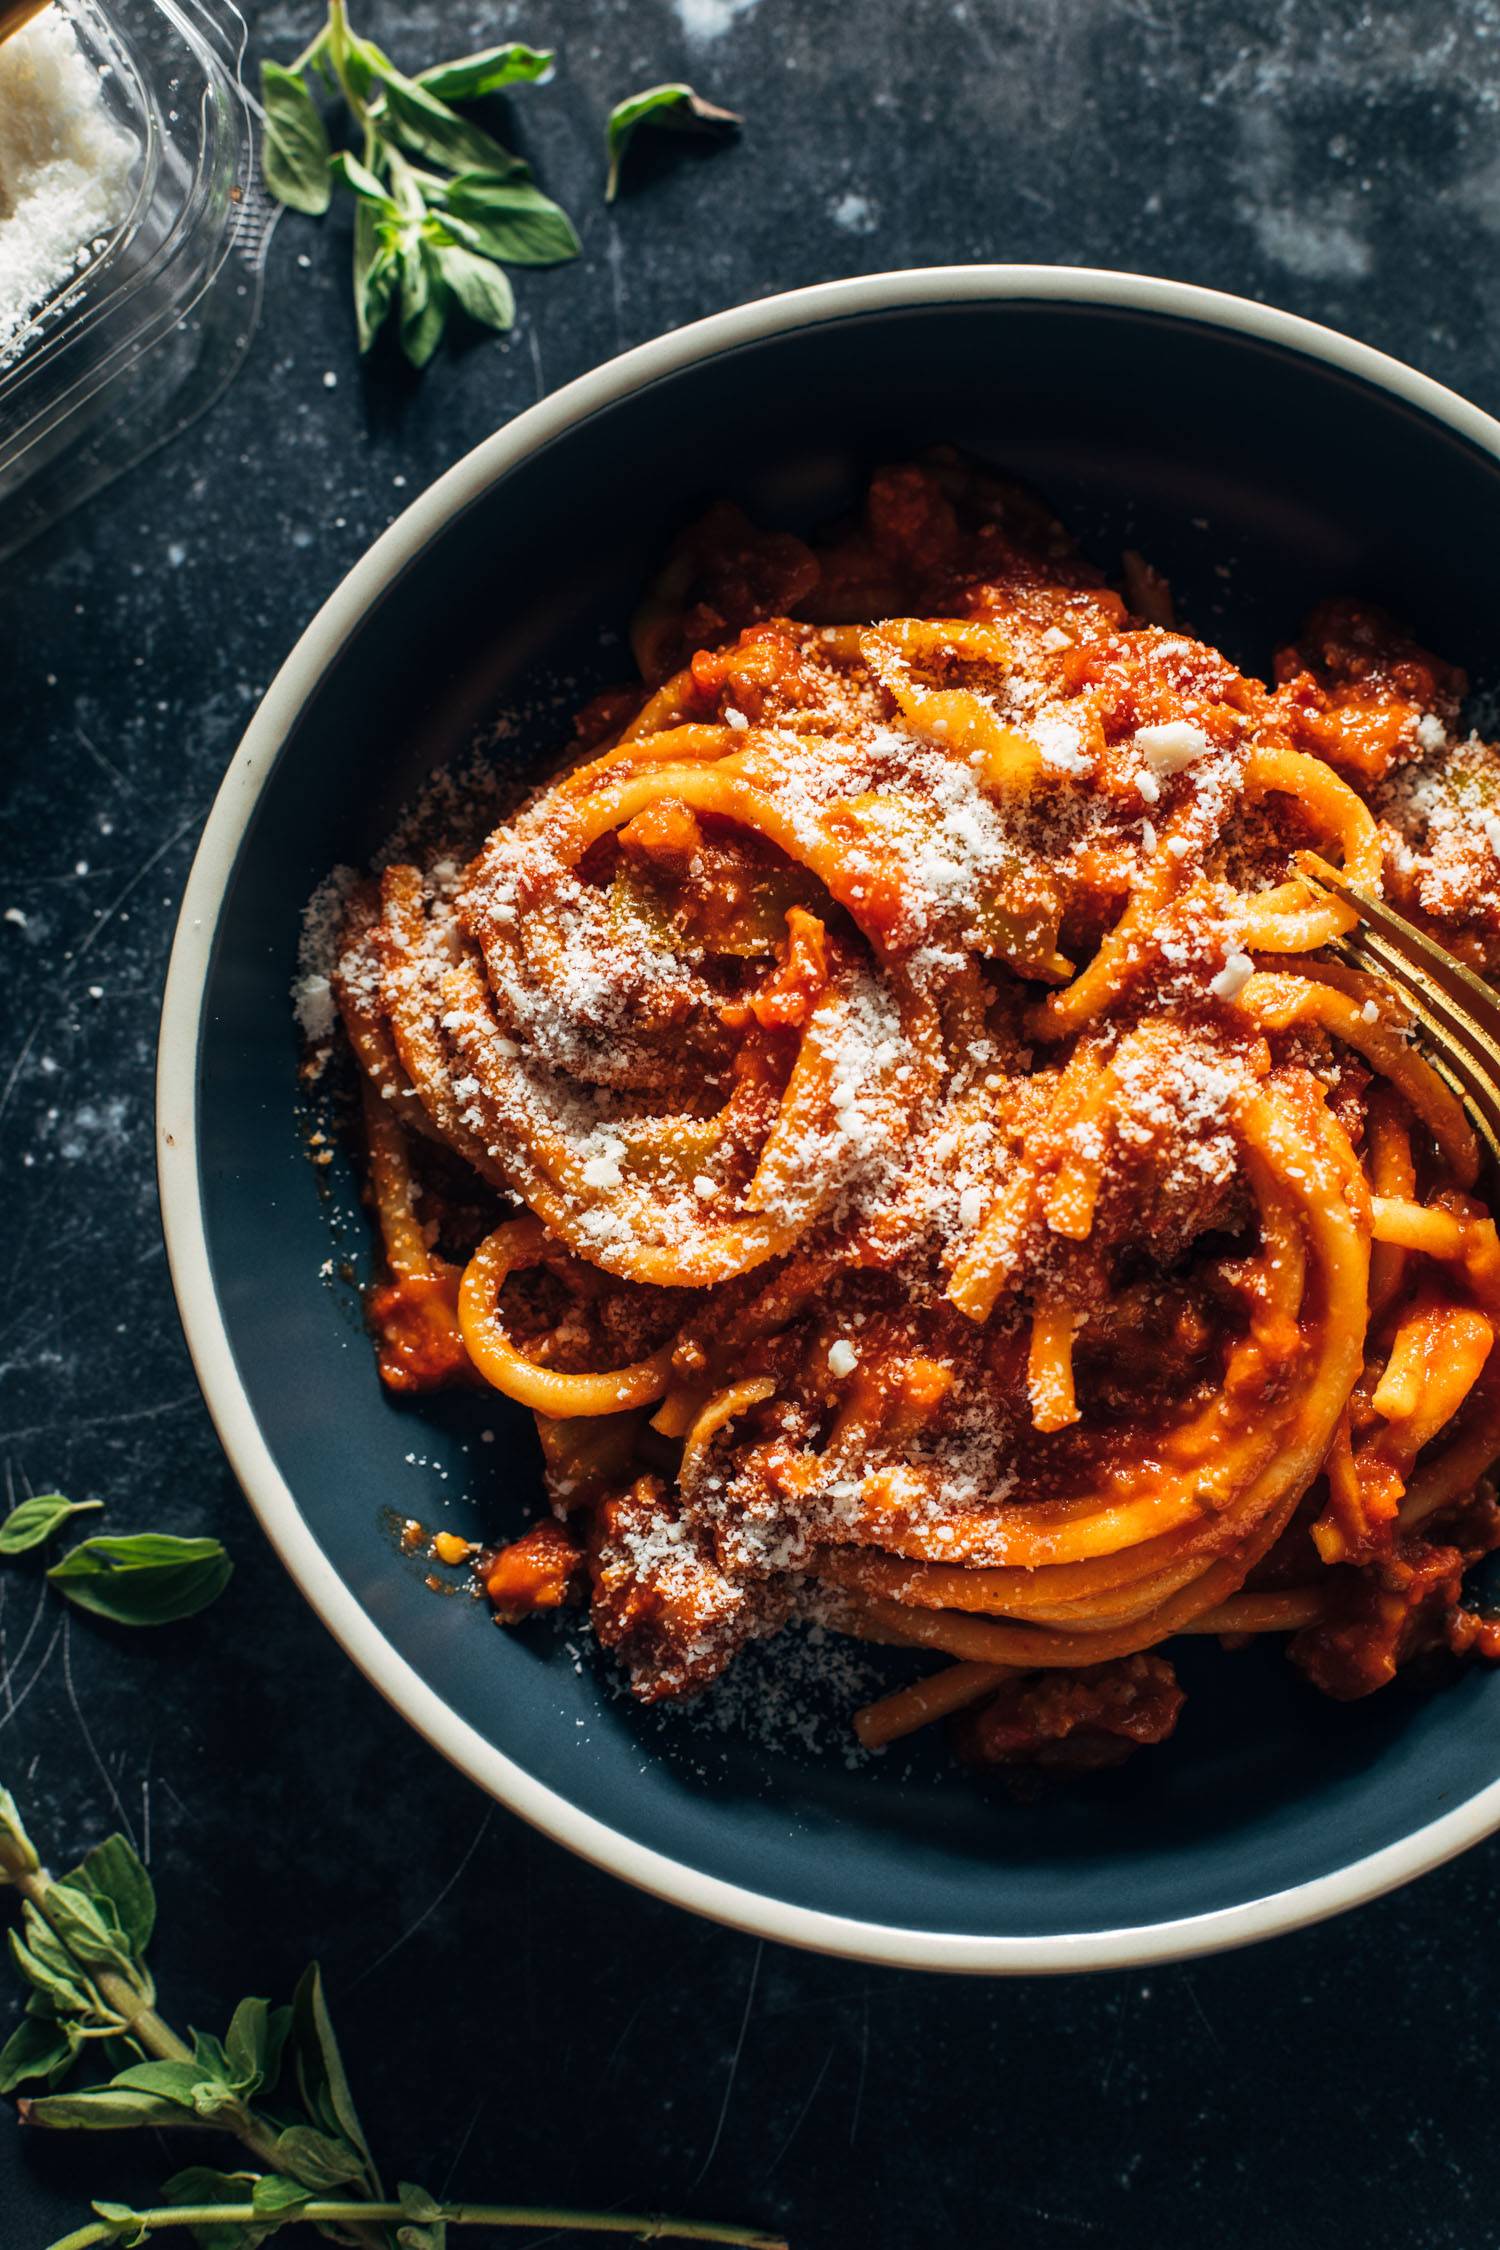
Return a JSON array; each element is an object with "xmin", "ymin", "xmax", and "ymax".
[
  {"xmin": 0, "ymin": 1786, "xmax": 787, "ymax": 2250},
  {"xmin": 259, "ymin": 0, "xmax": 580, "ymax": 365}
]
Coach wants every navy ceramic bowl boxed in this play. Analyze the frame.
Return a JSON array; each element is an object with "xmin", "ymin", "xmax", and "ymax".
[{"xmin": 159, "ymin": 267, "xmax": 1500, "ymax": 1971}]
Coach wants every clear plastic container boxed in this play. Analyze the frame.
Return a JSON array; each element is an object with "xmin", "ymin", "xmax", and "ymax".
[{"xmin": 0, "ymin": 0, "xmax": 275, "ymax": 561}]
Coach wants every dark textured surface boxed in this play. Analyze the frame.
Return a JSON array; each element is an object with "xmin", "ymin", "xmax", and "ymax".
[{"xmin": 5, "ymin": 2, "xmax": 1500, "ymax": 2245}]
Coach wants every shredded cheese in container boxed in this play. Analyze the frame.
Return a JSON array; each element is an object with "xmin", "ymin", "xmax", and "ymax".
[{"xmin": 0, "ymin": 4, "xmax": 137, "ymax": 353}]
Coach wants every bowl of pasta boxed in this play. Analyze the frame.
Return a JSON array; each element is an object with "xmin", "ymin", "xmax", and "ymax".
[{"xmin": 159, "ymin": 266, "xmax": 1500, "ymax": 1970}]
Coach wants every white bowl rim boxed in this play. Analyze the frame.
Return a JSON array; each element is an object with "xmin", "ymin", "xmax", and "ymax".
[{"xmin": 158, "ymin": 261, "xmax": 1500, "ymax": 1975}]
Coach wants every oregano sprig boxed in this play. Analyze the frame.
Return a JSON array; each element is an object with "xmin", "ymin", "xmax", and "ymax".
[
  {"xmin": 259, "ymin": 1, "xmax": 580, "ymax": 366},
  {"xmin": 0, "ymin": 1788, "xmax": 788, "ymax": 2250}
]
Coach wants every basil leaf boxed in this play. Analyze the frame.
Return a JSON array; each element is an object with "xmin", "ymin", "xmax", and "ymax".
[
  {"xmin": 417, "ymin": 42, "xmax": 553, "ymax": 99},
  {"xmin": 604, "ymin": 81, "xmax": 741, "ymax": 202},
  {"xmin": 273, "ymin": 2121, "xmax": 366, "ymax": 2189},
  {"xmin": 441, "ymin": 176, "xmax": 579, "ymax": 266},
  {"xmin": 380, "ymin": 73, "xmax": 523, "ymax": 178},
  {"xmin": 0, "ymin": 1493, "xmax": 101, "ymax": 1555},
  {"xmin": 47, "ymin": 1534, "xmax": 232, "ymax": 1627},
  {"xmin": 25, "ymin": 2082, "xmax": 198, "ymax": 2129},
  {"xmin": 259, "ymin": 62, "xmax": 333, "ymax": 216},
  {"xmin": 398, "ymin": 2226, "xmax": 447, "ymax": 2250},
  {"xmin": 0, "ymin": 2015, "xmax": 79, "ymax": 2093},
  {"xmin": 434, "ymin": 243, "xmax": 515, "ymax": 334},
  {"xmin": 398, "ymin": 2185, "xmax": 443, "ymax": 2222},
  {"xmin": 353, "ymin": 201, "xmax": 398, "ymax": 353},
  {"xmin": 70, "ymin": 1833, "xmax": 155, "ymax": 1961}
]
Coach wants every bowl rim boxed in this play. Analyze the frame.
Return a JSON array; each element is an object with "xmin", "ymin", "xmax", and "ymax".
[{"xmin": 158, "ymin": 261, "xmax": 1500, "ymax": 1974}]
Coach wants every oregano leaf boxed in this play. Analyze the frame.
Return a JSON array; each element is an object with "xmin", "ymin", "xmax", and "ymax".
[
  {"xmin": 252, "ymin": 2174, "xmax": 317, "ymax": 2214},
  {"xmin": 352, "ymin": 200, "xmax": 398, "ymax": 353},
  {"xmin": 433, "ymin": 242, "xmax": 515, "ymax": 334},
  {"xmin": 440, "ymin": 175, "xmax": 579, "ymax": 266},
  {"xmin": 41, "ymin": 1878, "xmax": 133, "ymax": 1976},
  {"xmin": 224, "ymin": 1994, "xmax": 275, "ymax": 2095},
  {"xmin": 0, "ymin": 1784, "xmax": 40, "ymax": 1880},
  {"xmin": 330, "ymin": 149, "xmax": 394, "ymax": 210},
  {"xmin": 9, "ymin": 1926, "xmax": 91, "ymax": 2016},
  {"xmin": 164, "ymin": 2167, "xmax": 272, "ymax": 2250},
  {"xmin": 379, "ymin": 72, "xmax": 522, "ymax": 178},
  {"xmin": 0, "ymin": 1493, "xmax": 101, "ymax": 1555},
  {"xmin": 604, "ymin": 81, "xmax": 741, "ymax": 202},
  {"xmin": 417, "ymin": 43, "xmax": 553, "ymax": 99},
  {"xmin": 71, "ymin": 1832, "xmax": 156, "ymax": 1960},
  {"xmin": 273, "ymin": 2121, "xmax": 366, "ymax": 2189},
  {"xmin": 47, "ymin": 1533, "xmax": 233, "ymax": 1627},
  {"xmin": 24, "ymin": 2083, "xmax": 200, "ymax": 2129},
  {"xmin": 0, "ymin": 2014, "xmax": 79, "ymax": 2093},
  {"xmin": 259, "ymin": 62, "xmax": 333, "ymax": 216},
  {"xmin": 398, "ymin": 2184, "xmax": 442, "ymax": 2220},
  {"xmin": 290, "ymin": 1964, "xmax": 372, "ymax": 2164},
  {"xmin": 106, "ymin": 2058, "xmax": 206, "ymax": 2109},
  {"xmin": 399, "ymin": 239, "xmax": 448, "ymax": 368}
]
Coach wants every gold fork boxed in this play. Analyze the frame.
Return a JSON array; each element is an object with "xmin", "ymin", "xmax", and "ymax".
[{"xmin": 1297, "ymin": 849, "xmax": 1500, "ymax": 1178}]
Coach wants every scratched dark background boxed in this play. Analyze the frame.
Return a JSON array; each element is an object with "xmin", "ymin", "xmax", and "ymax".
[{"xmin": 6, "ymin": 1, "xmax": 1500, "ymax": 2244}]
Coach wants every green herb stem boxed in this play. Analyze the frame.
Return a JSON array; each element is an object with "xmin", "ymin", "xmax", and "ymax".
[
  {"xmin": 15, "ymin": 1868, "xmax": 186, "ymax": 2064},
  {"xmin": 48, "ymin": 2207, "xmax": 789, "ymax": 2247},
  {"xmin": 287, "ymin": 23, "xmax": 329, "ymax": 75},
  {"xmin": 16, "ymin": 1865, "xmax": 390, "ymax": 2246}
]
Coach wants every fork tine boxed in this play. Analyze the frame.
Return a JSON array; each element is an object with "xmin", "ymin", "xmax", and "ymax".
[
  {"xmin": 1297, "ymin": 850, "xmax": 1500, "ymax": 1178},
  {"xmin": 1330, "ymin": 931, "xmax": 1500, "ymax": 1178},
  {"xmin": 1298, "ymin": 850, "xmax": 1500, "ymax": 1047},
  {"xmin": 1330, "ymin": 920, "xmax": 1500, "ymax": 1099}
]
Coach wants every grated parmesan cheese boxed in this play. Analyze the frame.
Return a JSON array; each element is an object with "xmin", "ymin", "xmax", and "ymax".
[
  {"xmin": 0, "ymin": 6, "xmax": 138, "ymax": 353},
  {"xmin": 1209, "ymin": 951, "xmax": 1255, "ymax": 1001},
  {"xmin": 1136, "ymin": 720, "xmax": 1211, "ymax": 777},
  {"xmin": 827, "ymin": 1339, "xmax": 858, "ymax": 1377}
]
